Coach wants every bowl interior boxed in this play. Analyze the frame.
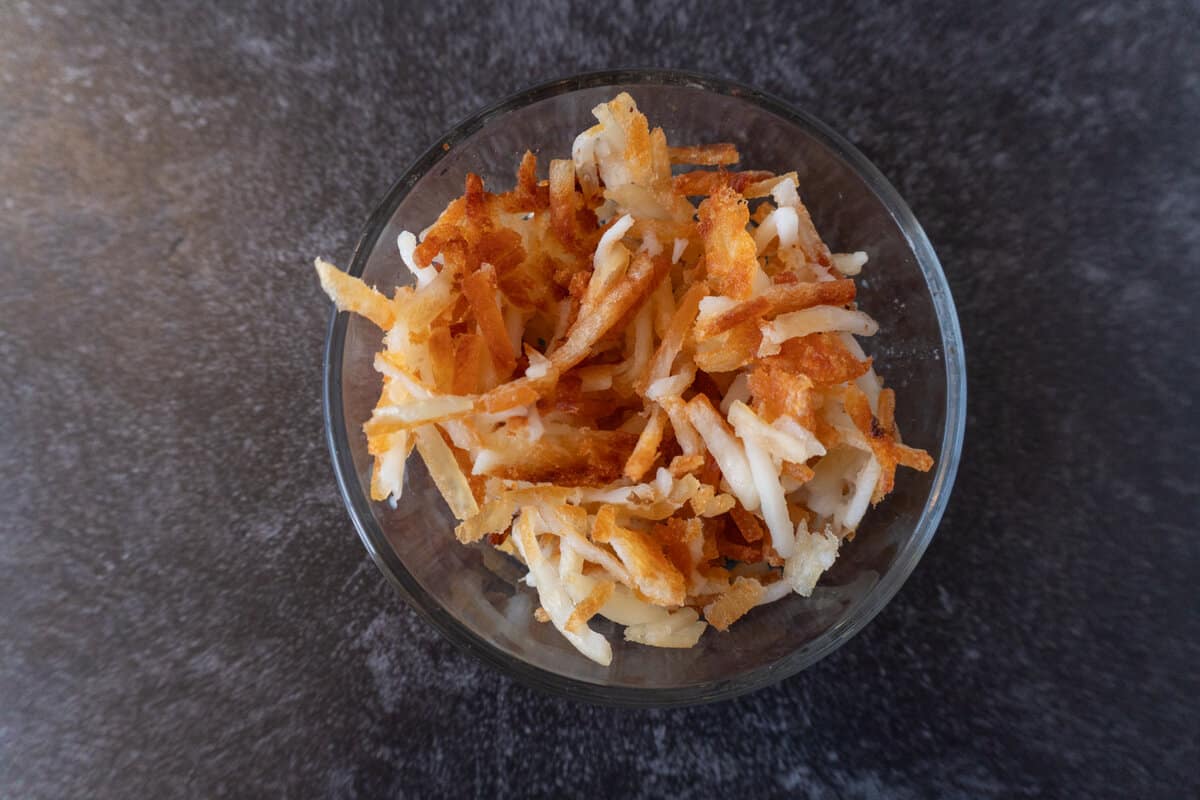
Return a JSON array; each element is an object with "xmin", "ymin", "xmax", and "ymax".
[{"xmin": 330, "ymin": 75, "xmax": 962, "ymax": 701}]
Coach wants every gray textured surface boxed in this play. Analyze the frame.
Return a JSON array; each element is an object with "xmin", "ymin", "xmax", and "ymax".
[{"xmin": 2, "ymin": 1, "xmax": 1198, "ymax": 797}]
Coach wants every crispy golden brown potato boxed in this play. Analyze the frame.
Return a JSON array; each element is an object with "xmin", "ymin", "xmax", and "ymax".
[
  {"xmin": 695, "ymin": 280, "xmax": 857, "ymax": 337},
  {"xmin": 462, "ymin": 263, "xmax": 517, "ymax": 376},
  {"xmin": 703, "ymin": 577, "xmax": 765, "ymax": 631},
  {"xmin": 667, "ymin": 143, "xmax": 740, "ymax": 166},
  {"xmin": 697, "ymin": 188, "xmax": 760, "ymax": 299},
  {"xmin": 760, "ymin": 332, "xmax": 871, "ymax": 387},
  {"xmin": 674, "ymin": 170, "xmax": 775, "ymax": 197},
  {"xmin": 565, "ymin": 580, "xmax": 615, "ymax": 633},
  {"xmin": 314, "ymin": 258, "xmax": 395, "ymax": 329}
]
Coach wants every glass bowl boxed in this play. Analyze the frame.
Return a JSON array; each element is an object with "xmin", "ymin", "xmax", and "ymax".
[{"xmin": 323, "ymin": 69, "xmax": 965, "ymax": 706}]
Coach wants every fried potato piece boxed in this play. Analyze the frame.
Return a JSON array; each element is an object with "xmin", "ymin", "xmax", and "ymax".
[
  {"xmin": 674, "ymin": 170, "xmax": 776, "ymax": 197},
  {"xmin": 667, "ymin": 143, "xmax": 740, "ymax": 166},
  {"xmin": 495, "ymin": 245, "xmax": 557, "ymax": 314},
  {"xmin": 314, "ymin": 258, "xmax": 395, "ymax": 329},
  {"xmin": 697, "ymin": 188, "xmax": 760, "ymax": 299},
  {"xmin": 782, "ymin": 461, "xmax": 816, "ymax": 484},
  {"xmin": 363, "ymin": 395, "xmax": 476, "ymax": 436},
  {"xmin": 695, "ymin": 279, "xmax": 857, "ymax": 337},
  {"xmin": 414, "ymin": 175, "xmax": 534, "ymax": 300},
  {"xmin": 879, "ymin": 389, "xmax": 933, "ymax": 475},
  {"xmin": 479, "ymin": 380, "xmax": 542, "ymax": 413},
  {"xmin": 565, "ymin": 580, "xmax": 615, "ymax": 633},
  {"xmin": 685, "ymin": 394, "xmax": 759, "ymax": 511},
  {"xmin": 761, "ymin": 332, "xmax": 871, "ymax": 387},
  {"xmin": 728, "ymin": 400, "xmax": 825, "ymax": 466},
  {"xmin": 567, "ymin": 250, "xmax": 666, "ymax": 363},
  {"xmin": 454, "ymin": 486, "xmax": 580, "ymax": 544},
  {"xmin": 479, "ymin": 249, "xmax": 669, "ymax": 412},
  {"xmin": 549, "ymin": 158, "xmax": 595, "ymax": 257},
  {"xmin": 597, "ymin": 92, "xmax": 654, "ymax": 187},
  {"xmin": 499, "ymin": 150, "xmax": 549, "ymax": 212},
  {"xmin": 777, "ymin": 184, "xmax": 833, "ymax": 268},
  {"xmin": 738, "ymin": 421, "xmax": 796, "ymax": 559},
  {"xmin": 455, "ymin": 499, "xmax": 517, "ymax": 544},
  {"xmin": 413, "ymin": 425, "xmax": 479, "ymax": 520},
  {"xmin": 729, "ymin": 505, "xmax": 766, "ymax": 543},
  {"xmin": 640, "ymin": 281, "xmax": 707, "ymax": 393},
  {"xmin": 703, "ymin": 576, "xmax": 765, "ymax": 631},
  {"xmin": 550, "ymin": 382, "xmax": 640, "ymax": 422},
  {"xmin": 481, "ymin": 429, "xmax": 639, "ymax": 487},
  {"xmin": 648, "ymin": 126, "xmax": 673, "ymax": 184},
  {"xmin": 478, "ymin": 225, "xmax": 527, "ymax": 275},
  {"xmin": 514, "ymin": 507, "xmax": 612, "ymax": 665},
  {"xmin": 462, "ymin": 263, "xmax": 517, "ymax": 376},
  {"xmin": 623, "ymin": 606, "xmax": 707, "ymax": 648},
  {"xmin": 668, "ymin": 453, "xmax": 705, "ymax": 477},
  {"xmin": 420, "ymin": 175, "xmax": 525, "ymax": 272},
  {"xmin": 740, "ymin": 171, "xmax": 799, "ymax": 199},
  {"xmin": 451, "ymin": 333, "xmax": 485, "ymax": 395},
  {"xmin": 399, "ymin": 256, "xmax": 463, "ymax": 334},
  {"xmin": 427, "ymin": 326, "xmax": 455, "ymax": 392},
  {"xmin": 462, "ymin": 172, "xmax": 491, "ymax": 247},
  {"xmin": 750, "ymin": 201, "xmax": 776, "ymax": 226},
  {"xmin": 759, "ymin": 305, "xmax": 878, "ymax": 357},
  {"xmin": 747, "ymin": 363, "xmax": 818, "ymax": 428},
  {"xmin": 693, "ymin": 296, "xmax": 770, "ymax": 338},
  {"xmin": 844, "ymin": 385, "xmax": 934, "ymax": 503},
  {"xmin": 655, "ymin": 516, "xmax": 705, "ymax": 581},
  {"xmin": 369, "ymin": 431, "xmax": 413, "ymax": 502},
  {"xmin": 690, "ymin": 483, "xmax": 736, "ymax": 517},
  {"xmin": 831, "ymin": 251, "xmax": 868, "ymax": 276},
  {"xmin": 784, "ymin": 524, "xmax": 840, "ymax": 596},
  {"xmin": 624, "ymin": 406, "xmax": 667, "ymax": 482},
  {"xmin": 412, "ymin": 196, "xmax": 466, "ymax": 267},
  {"xmin": 659, "ymin": 395, "xmax": 704, "ymax": 457},
  {"xmin": 592, "ymin": 506, "xmax": 686, "ymax": 607},
  {"xmin": 716, "ymin": 524, "xmax": 765, "ymax": 563},
  {"xmin": 693, "ymin": 320, "xmax": 762, "ymax": 373}
]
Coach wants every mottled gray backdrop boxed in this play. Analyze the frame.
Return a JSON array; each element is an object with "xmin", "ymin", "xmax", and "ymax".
[{"xmin": 1, "ymin": 1, "xmax": 1197, "ymax": 797}]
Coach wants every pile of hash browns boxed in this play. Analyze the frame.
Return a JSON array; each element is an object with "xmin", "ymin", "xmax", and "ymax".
[{"xmin": 316, "ymin": 93, "xmax": 932, "ymax": 665}]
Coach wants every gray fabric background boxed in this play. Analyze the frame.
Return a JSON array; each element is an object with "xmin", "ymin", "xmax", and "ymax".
[{"xmin": 2, "ymin": 1, "xmax": 1196, "ymax": 797}]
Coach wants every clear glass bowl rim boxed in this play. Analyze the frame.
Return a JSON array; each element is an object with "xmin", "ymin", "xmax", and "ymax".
[{"xmin": 322, "ymin": 68, "xmax": 967, "ymax": 707}]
